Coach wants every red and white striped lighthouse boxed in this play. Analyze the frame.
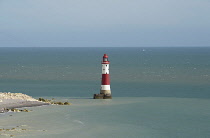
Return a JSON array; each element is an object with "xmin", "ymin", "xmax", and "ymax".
[
  {"xmin": 100, "ymin": 54, "xmax": 111, "ymax": 96},
  {"xmin": 93, "ymin": 54, "xmax": 112, "ymax": 99}
]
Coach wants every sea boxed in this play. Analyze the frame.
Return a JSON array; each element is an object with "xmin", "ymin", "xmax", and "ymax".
[{"xmin": 0, "ymin": 47, "xmax": 210, "ymax": 138}]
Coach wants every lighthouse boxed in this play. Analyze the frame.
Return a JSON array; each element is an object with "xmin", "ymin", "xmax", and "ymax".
[{"xmin": 93, "ymin": 54, "xmax": 112, "ymax": 99}]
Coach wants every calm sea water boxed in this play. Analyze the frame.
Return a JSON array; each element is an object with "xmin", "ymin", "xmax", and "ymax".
[{"xmin": 0, "ymin": 47, "xmax": 210, "ymax": 137}]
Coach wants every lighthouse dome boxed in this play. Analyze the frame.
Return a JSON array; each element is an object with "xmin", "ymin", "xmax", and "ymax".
[{"xmin": 103, "ymin": 54, "xmax": 108, "ymax": 58}]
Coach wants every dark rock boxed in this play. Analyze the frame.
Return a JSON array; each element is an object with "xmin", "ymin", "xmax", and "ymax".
[
  {"xmin": 64, "ymin": 102, "xmax": 71, "ymax": 105},
  {"xmin": 93, "ymin": 94, "xmax": 104, "ymax": 99},
  {"xmin": 93, "ymin": 94, "xmax": 112, "ymax": 99}
]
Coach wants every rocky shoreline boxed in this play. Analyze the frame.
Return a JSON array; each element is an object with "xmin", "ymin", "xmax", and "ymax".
[{"xmin": 0, "ymin": 92, "xmax": 49, "ymax": 113}]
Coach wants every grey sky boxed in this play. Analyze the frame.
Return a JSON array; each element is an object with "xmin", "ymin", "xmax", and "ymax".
[{"xmin": 0, "ymin": 0, "xmax": 210, "ymax": 47}]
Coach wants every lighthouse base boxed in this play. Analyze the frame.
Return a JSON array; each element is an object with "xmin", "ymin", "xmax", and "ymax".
[{"xmin": 93, "ymin": 94, "xmax": 112, "ymax": 99}]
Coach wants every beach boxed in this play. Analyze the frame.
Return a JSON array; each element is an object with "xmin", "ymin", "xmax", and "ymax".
[
  {"xmin": 1, "ymin": 97, "xmax": 210, "ymax": 138},
  {"xmin": 0, "ymin": 93, "xmax": 49, "ymax": 113}
]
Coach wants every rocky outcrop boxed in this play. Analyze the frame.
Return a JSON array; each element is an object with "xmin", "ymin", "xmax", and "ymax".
[
  {"xmin": 38, "ymin": 98, "xmax": 71, "ymax": 105},
  {"xmin": 93, "ymin": 94, "xmax": 112, "ymax": 99},
  {"xmin": 3, "ymin": 108, "xmax": 31, "ymax": 112}
]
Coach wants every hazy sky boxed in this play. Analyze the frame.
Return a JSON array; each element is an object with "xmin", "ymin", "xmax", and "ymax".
[{"xmin": 0, "ymin": 0, "xmax": 210, "ymax": 47}]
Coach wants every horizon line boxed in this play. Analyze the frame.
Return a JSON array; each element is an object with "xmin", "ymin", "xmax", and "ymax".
[{"xmin": 0, "ymin": 46, "xmax": 210, "ymax": 48}]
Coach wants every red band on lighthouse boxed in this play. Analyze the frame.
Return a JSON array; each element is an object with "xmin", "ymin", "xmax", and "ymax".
[{"xmin": 101, "ymin": 74, "xmax": 110, "ymax": 85}]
